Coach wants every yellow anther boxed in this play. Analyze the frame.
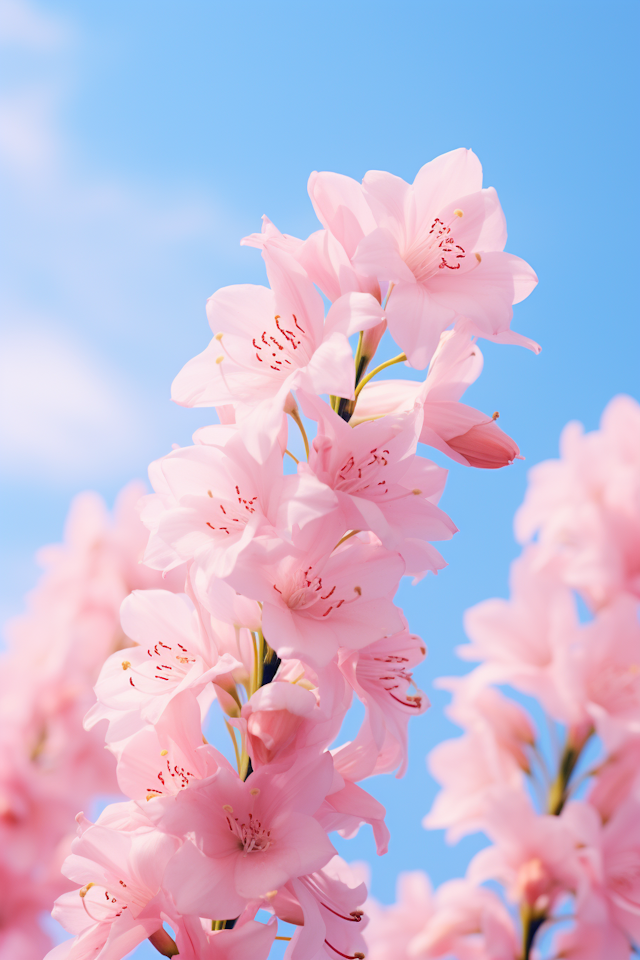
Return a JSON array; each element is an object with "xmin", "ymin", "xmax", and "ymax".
[
  {"xmin": 215, "ymin": 332, "xmax": 224, "ymax": 341},
  {"xmin": 146, "ymin": 792, "xmax": 160, "ymax": 801},
  {"xmin": 412, "ymin": 488, "xmax": 422, "ymax": 495},
  {"xmin": 454, "ymin": 208, "xmax": 464, "ymax": 217},
  {"xmin": 354, "ymin": 586, "xmax": 362, "ymax": 596},
  {"xmin": 216, "ymin": 356, "xmax": 224, "ymax": 364},
  {"xmin": 223, "ymin": 804, "xmax": 234, "ymax": 813},
  {"xmin": 79, "ymin": 883, "xmax": 95, "ymax": 898},
  {"xmin": 121, "ymin": 661, "xmax": 131, "ymax": 670},
  {"xmin": 475, "ymin": 252, "xmax": 482, "ymax": 262},
  {"xmin": 265, "ymin": 889, "xmax": 278, "ymax": 900},
  {"xmin": 249, "ymin": 787, "xmax": 260, "ymax": 796},
  {"xmin": 492, "ymin": 411, "xmax": 500, "ymax": 420},
  {"xmin": 160, "ymin": 749, "xmax": 168, "ymax": 756},
  {"xmin": 207, "ymin": 489, "xmax": 213, "ymax": 497}
]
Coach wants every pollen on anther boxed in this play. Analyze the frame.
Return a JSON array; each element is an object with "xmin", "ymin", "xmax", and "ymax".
[
  {"xmin": 475, "ymin": 252, "xmax": 482, "ymax": 262},
  {"xmin": 412, "ymin": 488, "xmax": 422, "ymax": 495},
  {"xmin": 492, "ymin": 411, "xmax": 500, "ymax": 420},
  {"xmin": 216, "ymin": 356, "xmax": 224, "ymax": 364},
  {"xmin": 454, "ymin": 209, "xmax": 464, "ymax": 217},
  {"xmin": 121, "ymin": 661, "xmax": 131, "ymax": 670},
  {"xmin": 215, "ymin": 332, "xmax": 224, "ymax": 341},
  {"xmin": 160, "ymin": 749, "xmax": 168, "ymax": 757},
  {"xmin": 223, "ymin": 804, "xmax": 234, "ymax": 813},
  {"xmin": 79, "ymin": 883, "xmax": 95, "ymax": 898},
  {"xmin": 249, "ymin": 788, "xmax": 260, "ymax": 796},
  {"xmin": 265, "ymin": 889, "xmax": 278, "ymax": 900},
  {"xmin": 354, "ymin": 586, "xmax": 362, "ymax": 596}
]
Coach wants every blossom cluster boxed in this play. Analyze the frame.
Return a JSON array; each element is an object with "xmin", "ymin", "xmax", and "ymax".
[
  {"xmin": 365, "ymin": 395, "xmax": 640, "ymax": 959},
  {"xmin": 0, "ymin": 484, "xmax": 181, "ymax": 959},
  {"xmin": 42, "ymin": 148, "xmax": 538, "ymax": 960}
]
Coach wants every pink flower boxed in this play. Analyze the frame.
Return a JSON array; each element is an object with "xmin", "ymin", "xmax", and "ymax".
[
  {"xmin": 351, "ymin": 330, "xmax": 521, "ymax": 469},
  {"xmin": 552, "ymin": 891, "xmax": 630, "ymax": 960},
  {"xmin": 154, "ymin": 755, "xmax": 337, "ymax": 919},
  {"xmin": 173, "ymin": 913, "xmax": 277, "ymax": 960},
  {"xmin": 85, "ymin": 589, "xmax": 240, "ymax": 743},
  {"xmin": 110, "ymin": 691, "xmax": 223, "ymax": 802},
  {"xmin": 425, "ymin": 693, "xmax": 530, "ymax": 842},
  {"xmin": 140, "ymin": 427, "xmax": 337, "ymax": 585},
  {"xmin": 409, "ymin": 878, "xmax": 519, "ymax": 960},
  {"xmin": 515, "ymin": 394, "xmax": 640, "ymax": 609},
  {"xmin": 308, "ymin": 149, "xmax": 538, "ymax": 368},
  {"xmin": 274, "ymin": 857, "xmax": 368, "ymax": 960},
  {"xmin": 171, "ymin": 245, "xmax": 381, "ymax": 460},
  {"xmin": 46, "ymin": 803, "xmax": 180, "ymax": 960},
  {"xmin": 299, "ymin": 390, "xmax": 456, "ymax": 577},
  {"xmin": 332, "ymin": 625, "xmax": 429, "ymax": 779},
  {"xmin": 226, "ymin": 533, "xmax": 405, "ymax": 668},
  {"xmin": 460, "ymin": 547, "xmax": 581, "ymax": 722},
  {"xmin": 364, "ymin": 871, "xmax": 434, "ymax": 960},
  {"xmin": 563, "ymin": 797, "xmax": 640, "ymax": 946},
  {"xmin": 553, "ymin": 594, "xmax": 640, "ymax": 752},
  {"xmin": 468, "ymin": 788, "xmax": 583, "ymax": 914},
  {"xmin": 364, "ymin": 871, "xmax": 519, "ymax": 960},
  {"xmin": 588, "ymin": 737, "xmax": 640, "ymax": 821},
  {"xmin": 242, "ymin": 679, "xmax": 319, "ymax": 766}
]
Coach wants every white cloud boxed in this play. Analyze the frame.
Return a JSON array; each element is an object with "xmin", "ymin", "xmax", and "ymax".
[
  {"xmin": 0, "ymin": 319, "xmax": 147, "ymax": 483},
  {"xmin": 0, "ymin": 85, "xmax": 62, "ymax": 178},
  {"xmin": 0, "ymin": 0, "xmax": 71, "ymax": 49}
]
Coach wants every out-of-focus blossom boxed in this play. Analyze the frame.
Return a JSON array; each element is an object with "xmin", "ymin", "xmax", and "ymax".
[{"xmin": 516, "ymin": 395, "xmax": 640, "ymax": 609}]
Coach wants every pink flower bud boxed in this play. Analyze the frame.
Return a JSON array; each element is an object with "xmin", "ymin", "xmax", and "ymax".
[{"xmin": 447, "ymin": 419, "xmax": 520, "ymax": 469}]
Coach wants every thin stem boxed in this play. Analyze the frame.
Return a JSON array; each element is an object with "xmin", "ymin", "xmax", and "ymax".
[
  {"xmin": 520, "ymin": 905, "xmax": 547, "ymax": 960},
  {"xmin": 289, "ymin": 409, "xmax": 310, "ymax": 459},
  {"xmin": 224, "ymin": 721, "xmax": 241, "ymax": 773},
  {"xmin": 354, "ymin": 352, "xmax": 407, "ymax": 400},
  {"xmin": 334, "ymin": 529, "xmax": 361, "ymax": 550},
  {"xmin": 256, "ymin": 630, "xmax": 265, "ymax": 689},
  {"xmin": 353, "ymin": 331, "xmax": 364, "ymax": 383},
  {"xmin": 382, "ymin": 281, "xmax": 395, "ymax": 310},
  {"xmin": 547, "ymin": 730, "xmax": 593, "ymax": 815},
  {"xmin": 284, "ymin": 449, "xmax": 299, "ymax": 464},
  {"xmin": 250, "ymin": 631, "xmax": 259, "ymax": 696}
]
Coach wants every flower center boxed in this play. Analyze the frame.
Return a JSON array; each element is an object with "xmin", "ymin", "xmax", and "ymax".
[
  {"xmin": 215, "ymin": 312, "xmax": 312, "ymax": 382},
  {"xmin": 403, "ymin": 212, "xmax": 466, "ymax": 283},
  {"xmin": 362, "ymin": 652, "xmax": 422, "ymax": 709},
  {"xmin": 205, "ymin": 485, "xmax": 258, "ymax": 537},
  {"xmin": 79, "ymin": 879, "xmax": 146, "ymax": 922},
  {"xmin": 224, "ymin": 807, "xmax": 272, "ymax": 855},
  {"xmin": 336, "ymin": 447, "xmax": 391, "ymax": 498},
  {"xmin": 122, "ymin": 638, "xmax": 199, "ymax": 692}
]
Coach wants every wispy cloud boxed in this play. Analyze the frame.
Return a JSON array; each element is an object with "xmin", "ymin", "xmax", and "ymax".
[
  {"xmin": 0, "ymin": 0, "xmax": 72, "ymax": 50},
  {"xmin": 0, "ymin": 319, "xmax": 147, "ymax": 483},
  {"xmin": 0, "ymin": 2, "xmax": 245, "ymax": 486}
]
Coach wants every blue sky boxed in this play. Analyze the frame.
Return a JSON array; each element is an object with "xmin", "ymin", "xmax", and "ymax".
[{"xmin": 1, "ymin": 0, "xmax": 638, "ymax": 954}]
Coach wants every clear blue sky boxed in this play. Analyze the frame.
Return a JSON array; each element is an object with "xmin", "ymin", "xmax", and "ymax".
[{"xmin": 1, "ymin": 0, "xmax": 638, "ymax": 954}]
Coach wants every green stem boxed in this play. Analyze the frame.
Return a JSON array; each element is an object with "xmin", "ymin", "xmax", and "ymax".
[
  {"xmin": 520, "ymin": 905, "xmax": 546, "ymax": 960},
  {"xmin": 354, "ymin": 352, "xmax": 407, "ymax": 400},
  {"xmin": 288, "ymin": 409, "xmax": 310, "ymax": 459},
  {"xmin": 547, "ymin": 731, "xmax": 592, "ymax": 815}
]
